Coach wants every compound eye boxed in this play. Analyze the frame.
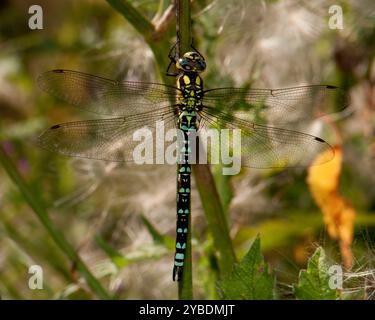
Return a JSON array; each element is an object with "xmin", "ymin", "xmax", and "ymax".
[
  {"xmin": 178, "ymin": 58, "xmax": 191, "ymax": 70},
  {"xmin": 199, "ymin": 61, "xmax": 206, "ymax": 69}
]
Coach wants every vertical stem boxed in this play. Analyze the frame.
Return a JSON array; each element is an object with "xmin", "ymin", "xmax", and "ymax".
[
  {"xmin": 106, "ymin": 0, "xmax": 174, "ymax": 86},
  {"xmin": 176, "ymin": 0, "xmax": 191, "ymax": 57},
  {"xmin": 109, "ymin": 0, "xmax": 236, "ymax": 295},
  {"xmin": 177, "ymin": 0, "xmax": 236, "ymax": 279},
  {"xmin": 192, "ymin": 165, "xmax": 236, "ymax": 277},
  {"xmin": 175, "ymin": 0, "xmax": 193, "ymax": 300},
  {"xmin": 175, "ymin": 0, "xmax": 236, "ymax": 296}
]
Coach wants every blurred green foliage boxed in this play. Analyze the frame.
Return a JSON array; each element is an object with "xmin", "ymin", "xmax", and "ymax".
[{"xmin": 0, "ymin": 0, "xmax": 374, "ymax": 299}]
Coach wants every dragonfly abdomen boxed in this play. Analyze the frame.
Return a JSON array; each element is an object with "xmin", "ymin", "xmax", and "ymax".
[{"xmin": 173, "ymin": 71, "xmax": 203, "ymax": 281}]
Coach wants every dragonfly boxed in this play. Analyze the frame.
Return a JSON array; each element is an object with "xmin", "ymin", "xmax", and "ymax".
[{"xmin": 37, "ymin": 49, "xmax": 346, "ymax": 281}]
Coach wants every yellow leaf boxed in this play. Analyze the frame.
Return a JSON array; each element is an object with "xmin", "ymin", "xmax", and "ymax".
[
  {"xmin": 307, "ymin": 146, "xmax": 341, "ymax": 198},
  {"xmin": 307, "ymin": 145, "xmax": 355, "ymax": 269}
]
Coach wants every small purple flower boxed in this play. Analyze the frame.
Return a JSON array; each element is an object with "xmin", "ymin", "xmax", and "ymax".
[
  {"xmin": 1, "ymin": 141, "xmax": 14, "ymax": 155},
  {"xmin": 18, "ymin": 158, "xmax": 30, "ymax": 174}
]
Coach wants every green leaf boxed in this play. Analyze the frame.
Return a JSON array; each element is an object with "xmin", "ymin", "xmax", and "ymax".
[
  {"xmin": 294, "ymin": 247, "xmax": 339, "ymax": 300},
  {"xmin": 140, "ymin": 215, "xmax": 174, "ymax": 249},
  {"xmin": 218, "ymin": 236, "xmax": 275, "ymax": 299},
  {"xmin": 95, "ymin": 235, "xmax": 129, "ymax": 268}
]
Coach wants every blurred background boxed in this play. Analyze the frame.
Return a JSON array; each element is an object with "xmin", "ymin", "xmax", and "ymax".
[{"xmin": 0, "ymin": 0, "xmax": 374, "ymax": 299}]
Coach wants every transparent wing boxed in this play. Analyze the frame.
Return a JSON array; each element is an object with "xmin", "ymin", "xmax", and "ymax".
[
  {"xmin": 38, "ymin": 107, "xmax": 177, "ymax": 162},
  {"xmin": 199, "ymin": 107, "xmax": 334, "ymax": 168},
  {"xmin": 37, "ymin": 69, "xmax": 180, "ymax": 116},
  {"xmin": 203, "ymin": 85, "xmax": 348, "ymax": 124}
]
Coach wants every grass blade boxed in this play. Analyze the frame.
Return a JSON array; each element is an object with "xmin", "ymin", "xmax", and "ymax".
[{"xmin": 0, "ymin": 145, "xmax": 111, "ymax": 299}]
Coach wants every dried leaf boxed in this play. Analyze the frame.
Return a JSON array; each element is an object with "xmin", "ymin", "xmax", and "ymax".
[{"xmin": 307, "ymin": 145, "xmax": 355, "ymax": 269}]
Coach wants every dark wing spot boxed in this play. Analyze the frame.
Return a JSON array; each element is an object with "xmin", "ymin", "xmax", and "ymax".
[
  {"xmin": 314, "ymin": 137, "xmax": 325, "ymax": 143},
  {"xmin": 52, "ymin": 69, "xmax": 64, "ymax": 73},
  {"xmin": 326, "ymin": 85, "xmax": 338, "ymax": 89},
  {"xmin": 50, "ymin": 124, "xmax": 61, "ymax": 129}
]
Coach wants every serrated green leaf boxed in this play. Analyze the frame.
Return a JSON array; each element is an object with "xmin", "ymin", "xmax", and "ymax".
[
  {"xmin": 218, "ymin": 236, "xmax": 275, "ymax": 299},
  {"xmin": 294, "ymin": 247, "xmax": 339, "ymax": 300}
]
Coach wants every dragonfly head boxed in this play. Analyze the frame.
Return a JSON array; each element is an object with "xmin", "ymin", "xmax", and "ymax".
[{"xmin": 176, "ymin": 52, "xmax": 206, "ymax": 73}]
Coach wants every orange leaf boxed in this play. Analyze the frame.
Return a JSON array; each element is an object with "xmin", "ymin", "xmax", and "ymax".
[{"xmin": 307, "ymin": 145, "xmax": 355, "ymax": 269}]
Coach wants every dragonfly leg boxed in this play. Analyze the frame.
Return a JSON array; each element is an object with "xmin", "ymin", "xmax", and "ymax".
[
  {"xmin": 168, "ymin": 39, "xmax": 178, "ymax": 62},
  {"xmin": 166, "ymin": 41, "xmax": 179, "ymax": 77},
  {"xmin": 166, "ymin": 59, "xmax": 179, "ymax": 77},
  {"xmin": 190, "ymin": 39, "xmax": 205, "ymax": 60}
]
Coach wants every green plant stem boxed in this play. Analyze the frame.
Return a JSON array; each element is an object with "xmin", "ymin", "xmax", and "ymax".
[
  {"xmin": 193, "ymin": 165, "xmax": 236, "ymax": 278},
  {"xmin": 105, "ymin": 0, "xmax": 192, "ymax": 298},
  {"xmin": 176, "ymin": 0, "xmax": 236, "ymax": 294},
  {"xmin": 176, "ymin": 0, "xmax": 237, "ymax": 279},
  {"xmin": 106, "ymin": 0, "xmax": 154, "ymax": 37},
  {"xmin": 2, "ymin": 216, "xmax": 72, "ymax": 282},
  {"xmin": 105, "ymin": 0, "xmax": 173, "ymax": 85},
  {"xmin": 176, "ymin": 0, "xmax": 193, "ymax": 300},
  {"xmin": 176, "ymin": 0, "xmax": 191, "ymax": 56},
  {"xmin": 106, "ymin": 0, "xmax": 236, "ymax": 295},
  {"xmin": 0, "ymin": 146, "xmax": 111, "ymax": 300}
]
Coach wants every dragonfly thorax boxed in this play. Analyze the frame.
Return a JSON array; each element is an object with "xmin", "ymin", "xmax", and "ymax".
[
  {"xmin": 177, "ymin": 72, "xmax": 203, "ymax": 104},
  {"xmin": 177, "ymin": 71, "xmax": 204, "ymax": 116},
  {"xmin": 178, "ymin": 73, "xmax": 203, "ymax": 93}
]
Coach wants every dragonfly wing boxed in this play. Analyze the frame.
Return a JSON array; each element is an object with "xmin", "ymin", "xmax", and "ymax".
[
  {"xmin": 203, "ymin": 85, "xmax": 348, "ymax": 124},
  {"xmin": 38, "ymin": 109, "xmax": 177, "ymax": 162},
  {"xmin": 199, "ymin": 108, "xmax": 334, "ymax": 168},
  {"xmin": 37, "ymin": 69, "xmax": 180, "ymax": 116}
]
